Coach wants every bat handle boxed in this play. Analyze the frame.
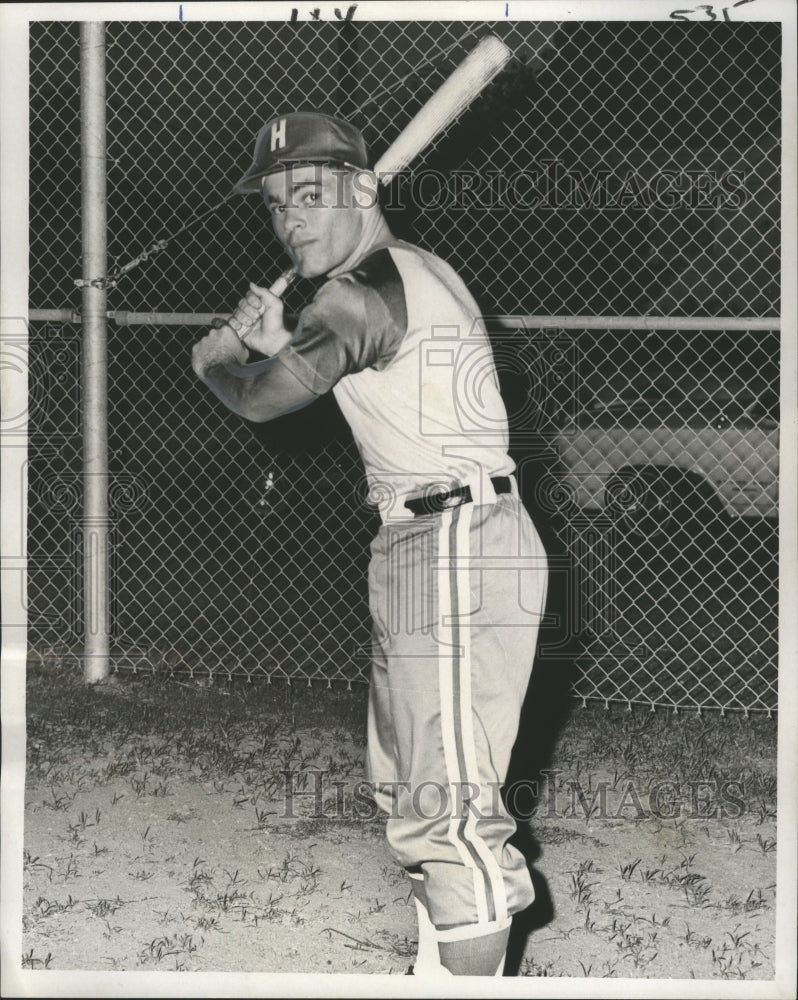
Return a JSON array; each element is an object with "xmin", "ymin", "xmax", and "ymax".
[
  {"xmin": 269, "ymin": 265, "xmax": 298, "ymax": 298},
  {"xmin": 216, "ymin": 265, "xmax": 299, "ymax": 336}
]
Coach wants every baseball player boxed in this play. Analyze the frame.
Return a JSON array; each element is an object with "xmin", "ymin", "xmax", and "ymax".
[{"xmin": 191, "ymin": 112, "xmax": 549, "ymax": 977}]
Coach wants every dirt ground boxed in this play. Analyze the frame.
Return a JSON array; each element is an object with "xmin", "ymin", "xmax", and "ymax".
[{"xmin": 19, "ymin": 669, "xmax": 778, "ymax": 983}]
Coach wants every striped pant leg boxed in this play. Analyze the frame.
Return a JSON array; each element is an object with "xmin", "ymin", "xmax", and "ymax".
[{"xmin": 366, "ymin": 496, "xmax": 548, "ymax": 934}]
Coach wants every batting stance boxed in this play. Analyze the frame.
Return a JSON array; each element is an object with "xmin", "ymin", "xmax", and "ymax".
[{"xmin": 192, "ymin": 112, "xmax": 549, "ymax": 977}]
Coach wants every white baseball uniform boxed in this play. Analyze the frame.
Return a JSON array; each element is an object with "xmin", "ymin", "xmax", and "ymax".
[{"xmin": 277, "ymin": 235, "xmax": 549, "ymax": 937}]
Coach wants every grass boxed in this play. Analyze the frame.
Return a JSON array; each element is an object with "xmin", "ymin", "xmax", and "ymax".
[{"xmin": 21, "ymin": 664, "xmax": 778, "ymax": 978}]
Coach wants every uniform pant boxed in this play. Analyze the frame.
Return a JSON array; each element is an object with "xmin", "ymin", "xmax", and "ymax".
[{"xmin": 366, "ymin": 492, "xmax": 548, "ymax": 936}]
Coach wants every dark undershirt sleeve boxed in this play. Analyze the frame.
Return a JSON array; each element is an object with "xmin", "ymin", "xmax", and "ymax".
[{"xmin": 277, "ymin": 248, "xmax": 409, "ymax": 396}]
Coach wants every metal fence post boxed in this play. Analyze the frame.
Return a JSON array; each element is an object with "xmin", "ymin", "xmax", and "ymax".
[{"xmin": 79, "ymin": 22, "xmax": 110, "ymax": 682}]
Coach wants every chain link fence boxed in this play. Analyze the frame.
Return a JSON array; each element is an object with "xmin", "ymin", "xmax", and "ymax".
[{"xmin": 27, "ymin": 19, "xmax": 780, "ymax": 712}]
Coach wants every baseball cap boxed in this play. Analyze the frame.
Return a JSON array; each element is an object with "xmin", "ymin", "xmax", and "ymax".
[{"xmin": 233, "ymin": 111, "xmax": 370, "ymax": 194}]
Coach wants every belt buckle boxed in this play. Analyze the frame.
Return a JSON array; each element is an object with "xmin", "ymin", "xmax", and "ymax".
[
  {"xmin": 436, "ymin": 484, "xmax": 472, "ymax": 511},
  {"xmin": 405, "ymin": 483, "xmax": 472, "ymax": 517}
]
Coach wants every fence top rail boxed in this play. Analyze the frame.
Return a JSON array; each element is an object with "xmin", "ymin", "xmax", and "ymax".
[{"xmin": 28, "ymin": 309, "xmax": 782, "ymax": 331}]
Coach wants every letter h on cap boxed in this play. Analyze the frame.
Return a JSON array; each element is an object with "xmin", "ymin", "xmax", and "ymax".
[{"xmin": 270, "ymin": 119, "xmax": 287, "ymax": 152}]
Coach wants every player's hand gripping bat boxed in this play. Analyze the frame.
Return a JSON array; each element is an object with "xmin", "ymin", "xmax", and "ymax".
[{"xmin": 223, "ymin": 33, "xmax": 513, "ymax": 343}]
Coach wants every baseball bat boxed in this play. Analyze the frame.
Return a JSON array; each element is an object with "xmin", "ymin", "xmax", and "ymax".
[{"xmin": 226, "ymin": 34, "xmax": 513, "ymax": 330}]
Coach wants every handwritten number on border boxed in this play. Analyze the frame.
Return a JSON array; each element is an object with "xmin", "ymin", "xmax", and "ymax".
[{"xmin": 670, "ymin": 0, "xmax": 756, "ymax": 21}]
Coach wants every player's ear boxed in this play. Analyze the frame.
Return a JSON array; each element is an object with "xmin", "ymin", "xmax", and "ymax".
[{"xmin": 350, "ymin": 169, "xmax": 379, "ymax": 210}]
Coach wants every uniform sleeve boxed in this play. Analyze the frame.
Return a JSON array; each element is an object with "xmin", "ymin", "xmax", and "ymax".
[{"xmin": 277, "ymin": 252, "xmax": 408, "ymax": 395}]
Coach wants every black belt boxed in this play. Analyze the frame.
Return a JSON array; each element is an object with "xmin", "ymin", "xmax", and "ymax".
[{"xmin": 403, "ymin": 476, "xmax": 512, "ymax": 517}]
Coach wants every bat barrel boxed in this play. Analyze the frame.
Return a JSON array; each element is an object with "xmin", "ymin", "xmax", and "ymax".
[{"xmin": 373, "ymin": 34, "xmax": 512, "ymax": 183}]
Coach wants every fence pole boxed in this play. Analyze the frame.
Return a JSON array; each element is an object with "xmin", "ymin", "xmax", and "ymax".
[{"xmin": 79, "ymin": 22, "xmax": 110, "ymax": 683}]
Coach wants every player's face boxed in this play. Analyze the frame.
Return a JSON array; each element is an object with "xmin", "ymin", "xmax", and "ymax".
[{"xmin": 262, "ymin": 164, "xmax": 366, "ymax": 278}]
